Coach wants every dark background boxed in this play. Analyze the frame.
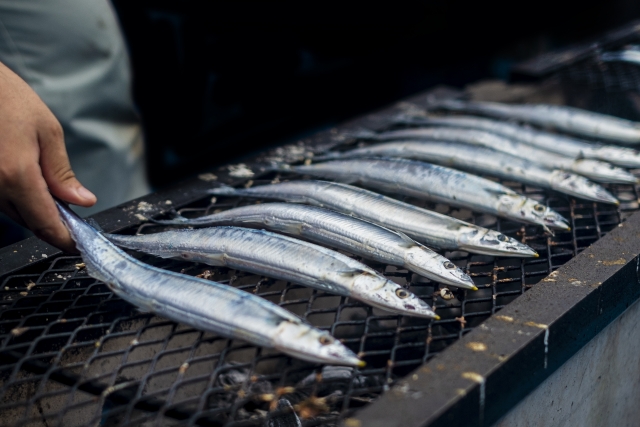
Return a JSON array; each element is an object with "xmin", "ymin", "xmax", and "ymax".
[
  {"xmin": 111, "ymin": 0, "xmax": 640, "ymax": 188},
  {"xmin": 2, "ymin": 0, "xmax": 640, "ymax": 247}
]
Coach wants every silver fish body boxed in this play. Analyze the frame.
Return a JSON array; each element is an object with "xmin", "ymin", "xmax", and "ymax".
[
  {"xmin": 55, "ymin": 201, "xmax": 362, "ymax": 366},
  {"xmin": 430, "ymin": 98, "xmax": 640, "ymax": 144},
  {"xmin": 600, "ymin": 50, "xmax": 640, "ymax": 65},
  {"xmin": 105, "ymin": 227, "xmax": 440, "ymax": 317},
  {"xmin": 209, "ymin": 181, "xmax": 538, "ymax": 258},
  {"xmin": 280, "ymin": 159, "xmax": 569, "ymax": 231},
  {"xmin": 155, "ymin": 203, "xmax": 475, "ymax": 289},
  {"xmin": 354, "ymin": 127, "xmax": 636, "ymax": 184},
  {"xmin": 315, "ymin": 141, "xmax": 618, "ymax": 204},
  {"xmin": 396, "ymin": 113, "xmax": 640, "ymax": 168}
]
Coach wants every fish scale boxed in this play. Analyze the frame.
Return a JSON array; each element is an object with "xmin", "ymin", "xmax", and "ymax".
[
  {"xmin": 352, "ymin": 127, "xmax": 637, "ymax": 184},
  {"xmin": 55, "ymin": 201, "xmax": 363, "ymax": 366},
  {"xmin": 209, "ymin": 180, "xmax": 538, "ymax": 257},
  {"xmin": 430, "ymin": 98, "xmax": 640, "ymax": 144},
  {"xmin": 395, "ymin": 113, "xmax": 640, "ymax": 168},
  {"xmin": 153, "ymin": 202, "xmax": 477, "ymax": 288},
  {"xmin": 276, "ymin": 159, "xmax": 569, "ymax": 231},
  {"xmin": 313, "ymin": 141, "xmax": 619, "ymax": 204},
  {"xmin": 105, "ymin": 226, "xmax": 440, "ymax": 318}
]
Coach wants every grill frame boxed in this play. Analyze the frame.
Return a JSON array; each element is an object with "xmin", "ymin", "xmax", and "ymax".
[{"xmin": 1, "ymin": 86, "xmax": 639, "ymax": 427}]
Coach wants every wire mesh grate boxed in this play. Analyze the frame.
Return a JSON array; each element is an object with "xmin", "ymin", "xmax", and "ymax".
[{"xmin": 1, "ymin": 142, "xmax": 638, "ymax": 426}]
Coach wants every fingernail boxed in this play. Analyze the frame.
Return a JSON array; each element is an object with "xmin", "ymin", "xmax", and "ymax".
[{"xmin": 77, "ymin": 186, "xmax": 96, "ymax": 201}]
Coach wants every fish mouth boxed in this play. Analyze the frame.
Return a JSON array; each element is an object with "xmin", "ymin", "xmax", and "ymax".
[
  {"xmin": 402, "ymin": 299, "xmax": 440, "ymax": 319},
  {"xmin": 438, "ymin": 270, "xmax": 477, "ymax": 290}
]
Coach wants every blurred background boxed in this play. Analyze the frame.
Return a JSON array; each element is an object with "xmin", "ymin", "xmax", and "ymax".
[{"xmin": 2, "ymin": 0, "xmax": 640, "ymax": 247}]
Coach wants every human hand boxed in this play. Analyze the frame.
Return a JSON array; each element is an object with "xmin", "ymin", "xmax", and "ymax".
[{"xmin": 0, "ymin": 62, "xmax": 96, "ymax": 252}]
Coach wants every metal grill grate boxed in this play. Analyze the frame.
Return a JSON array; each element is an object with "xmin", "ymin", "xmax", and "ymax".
[{"xmin": 1, "ymin": 153, "xmax": 637, "ymax": 426}]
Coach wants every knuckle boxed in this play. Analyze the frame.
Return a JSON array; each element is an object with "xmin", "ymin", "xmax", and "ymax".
[
  {"xmin": 49, "ymin": 121, "xmax": 64, "ymax": 140},
  {"xmin": 54, "ymin": 165, "xmax": 76, "ymax": 183}
]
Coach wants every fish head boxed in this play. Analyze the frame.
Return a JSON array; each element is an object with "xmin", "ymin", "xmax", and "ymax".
[
  {"xmin": 351, "ymin": 272, "xmax": 438, "ymax": 319},
  {"xmin": 272, "ymin": 321, "xmax": 363, "ymax": 367},
  {"xmin": 549, "ymin": 171, "xmax": 619, "ymax": 205},
  {"xmin": 404, "ymin": 246, "xmax": 476, "ymax": 289},
  {"xmin": 594, "ymin": 146, "xmax": 640, "ymax": 168},
  {"xmin": 497, "ymin": 194, "xmax": 570, "ymax": 231},
  {"xmin": 457, "ymin": 227, "xmax": 538, "ymax": 258},
  {"xmin": 574, "ymin": 159, "xmax": 638, "ymax": 184}
]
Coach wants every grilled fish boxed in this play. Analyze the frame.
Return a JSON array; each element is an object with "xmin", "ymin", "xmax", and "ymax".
[
  {"xmin": 154, "ymin": 202, "xmax": 476, "ymax": 288},
  {"xmin": 209, "ymin": 181, "xmax": 538, "ymax": 258},
  {"xmin": 351, "ymin": 128, "xmax": 636, "ymax": 184},
  {"xmin": 274, "ymin": 159, "xmax": 569, "ymax": 231},
  {"xmin": 56, "ymin": 201, "xmax": 362, "ymax": 366},
  {"xmin": 395, "ymin": 113, "xmax": 640, "ymax": 168},
  {"xmin": 105, "ymin": 227, "xmax": 442, "ymax": 316},
  {"xmin": 429, "ymin": 98, "xmax": 640, "ymax": 144},
  {"xmin": 314, "ymin": 141, "xmax": 619, "ymax": 204}
]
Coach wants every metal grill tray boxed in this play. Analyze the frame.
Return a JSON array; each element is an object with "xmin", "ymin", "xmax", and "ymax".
[{"xmin": 2, "ymin": 86, "xmax": 640, "ymax": 427}]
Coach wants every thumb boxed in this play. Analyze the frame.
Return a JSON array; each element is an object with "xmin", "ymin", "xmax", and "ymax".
[{"xmin": 38, "ymin": 121, "xmax": 96, "ymax": 207}]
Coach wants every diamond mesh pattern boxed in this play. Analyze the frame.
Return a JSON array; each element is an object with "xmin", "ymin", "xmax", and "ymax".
[{"xmin": 1, "ymin": 161, "xmax": 636, "ymax": 426}]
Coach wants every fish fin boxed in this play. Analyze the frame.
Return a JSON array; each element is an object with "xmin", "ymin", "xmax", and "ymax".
[
  {"xmin": 85, "ymin": 218, "xmax": 104, "ymax": 233},
  {"xmin": 395, "ymin": 231, "xmax": 418, "ymax": 248},
  {"xmin": 576, "ymin": 150, "xmax": 586, "ymax": 160},
  {"xmin": 337, "ymin": 268, "xmax": 366, "ymax": 277}
]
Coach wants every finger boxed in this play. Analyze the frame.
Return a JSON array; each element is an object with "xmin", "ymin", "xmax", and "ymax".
[
  {"xmin": 9, "ymin": 164, "xmax": 78, "ymax": 253},
  {"xmin": 37, "ymin": 118, "xmax": 96, "ymax": 207}
]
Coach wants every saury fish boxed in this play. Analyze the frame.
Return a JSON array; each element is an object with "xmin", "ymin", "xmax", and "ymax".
[
  {"xmin": 395, "ymin": 113, "xmax": 640, "ymax": 168},
  {"xmin": 273, "ymin": 159, "xmax": 569, "ymax": 231},
  {"xmin": 314, "ymin": 141, "xmax": 619, "ymax": 204},
  {"xmin": 351, "ymin": 128, "xmax": 636, "ymax": 184},
  {"xmin": 429, "ymin": 98, "xmax": 640, "ymax": 144},
  {"xmin": 105, "ymin": 227, "xmax": 442, "ymax": 316},
  {"xmin": 209, "ymin": 181, "xmax": 538, "ymax": 258},
  {"xmin": 154, "ymin": 202, "xmax": 477, "ymax": 288},
  {"xmin": 55, "ymin": 201, "xmax": 362, "ymax": 366}
]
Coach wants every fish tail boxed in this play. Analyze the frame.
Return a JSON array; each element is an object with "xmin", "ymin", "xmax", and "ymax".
[
  {"xmin": 207, "ymin": 184, "xmax": 242, "ymax": 196},
  {"xmin": 259, "ymin": 161, "xmax": 293, "ymax": 173},
  {"xmin": 150, "ymin": 209, "xmax": 190, "ymax": 225}
]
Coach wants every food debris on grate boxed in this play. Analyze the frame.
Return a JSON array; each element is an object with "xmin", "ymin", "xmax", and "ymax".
[{"xmin": 1, "ymin": 100, "xmax": 639, "ymax": 427}]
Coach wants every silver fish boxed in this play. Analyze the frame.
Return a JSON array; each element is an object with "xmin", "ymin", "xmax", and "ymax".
[
  {"xmin": 105, "ymin": 227, "xmax": 440, "ymax": 317},
  {"xmin": 55, "ymin": 201, "xmax": 362, "ymax": 366},
  {"xmin": 352, "ymin": 128, "xmax": 636, "ymax": 184},
  {"xmin": 429, "ymin": 98, "xmax": 640, "ymax": 144},
  {"xmin": 314, "ymin": 141, "xmax": 619, "ymax": 204},
  {"xmin": 154, "ymin": 202, "xmax": 476, "ymax": 289},
  {"xmin": 395, "ymin": 113, "xmax": 640, "ymax": 168},
  {"xmin": 209, "ymin": 181, "xmax": 538, "ymax": 258},
  {"xmin": 275, "ymin": 159, "xmax": 569, "ymax": 231},
  {"xmin": 600, "ymin": 50, "xmax": 640, "ymax": 65}
]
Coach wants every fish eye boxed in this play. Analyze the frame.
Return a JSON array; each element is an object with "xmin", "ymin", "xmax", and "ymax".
[
  {"xmin": 497, "ymin": 234, "xmax": 508, "ymax": 242},
  {"xmin": 395, "ymin": 288, "xmax": 410, "ymax": 299},
  {"xmin": 443, "ymin": 261, "xmax": 456, "ymax": 270},
  {"xmin": 318, "ymin": 335, "xmax": 334, "ymax": 346},
  {"xmin": 533, "ymin": 204, "xmax": 546, "ymax": 213}
]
